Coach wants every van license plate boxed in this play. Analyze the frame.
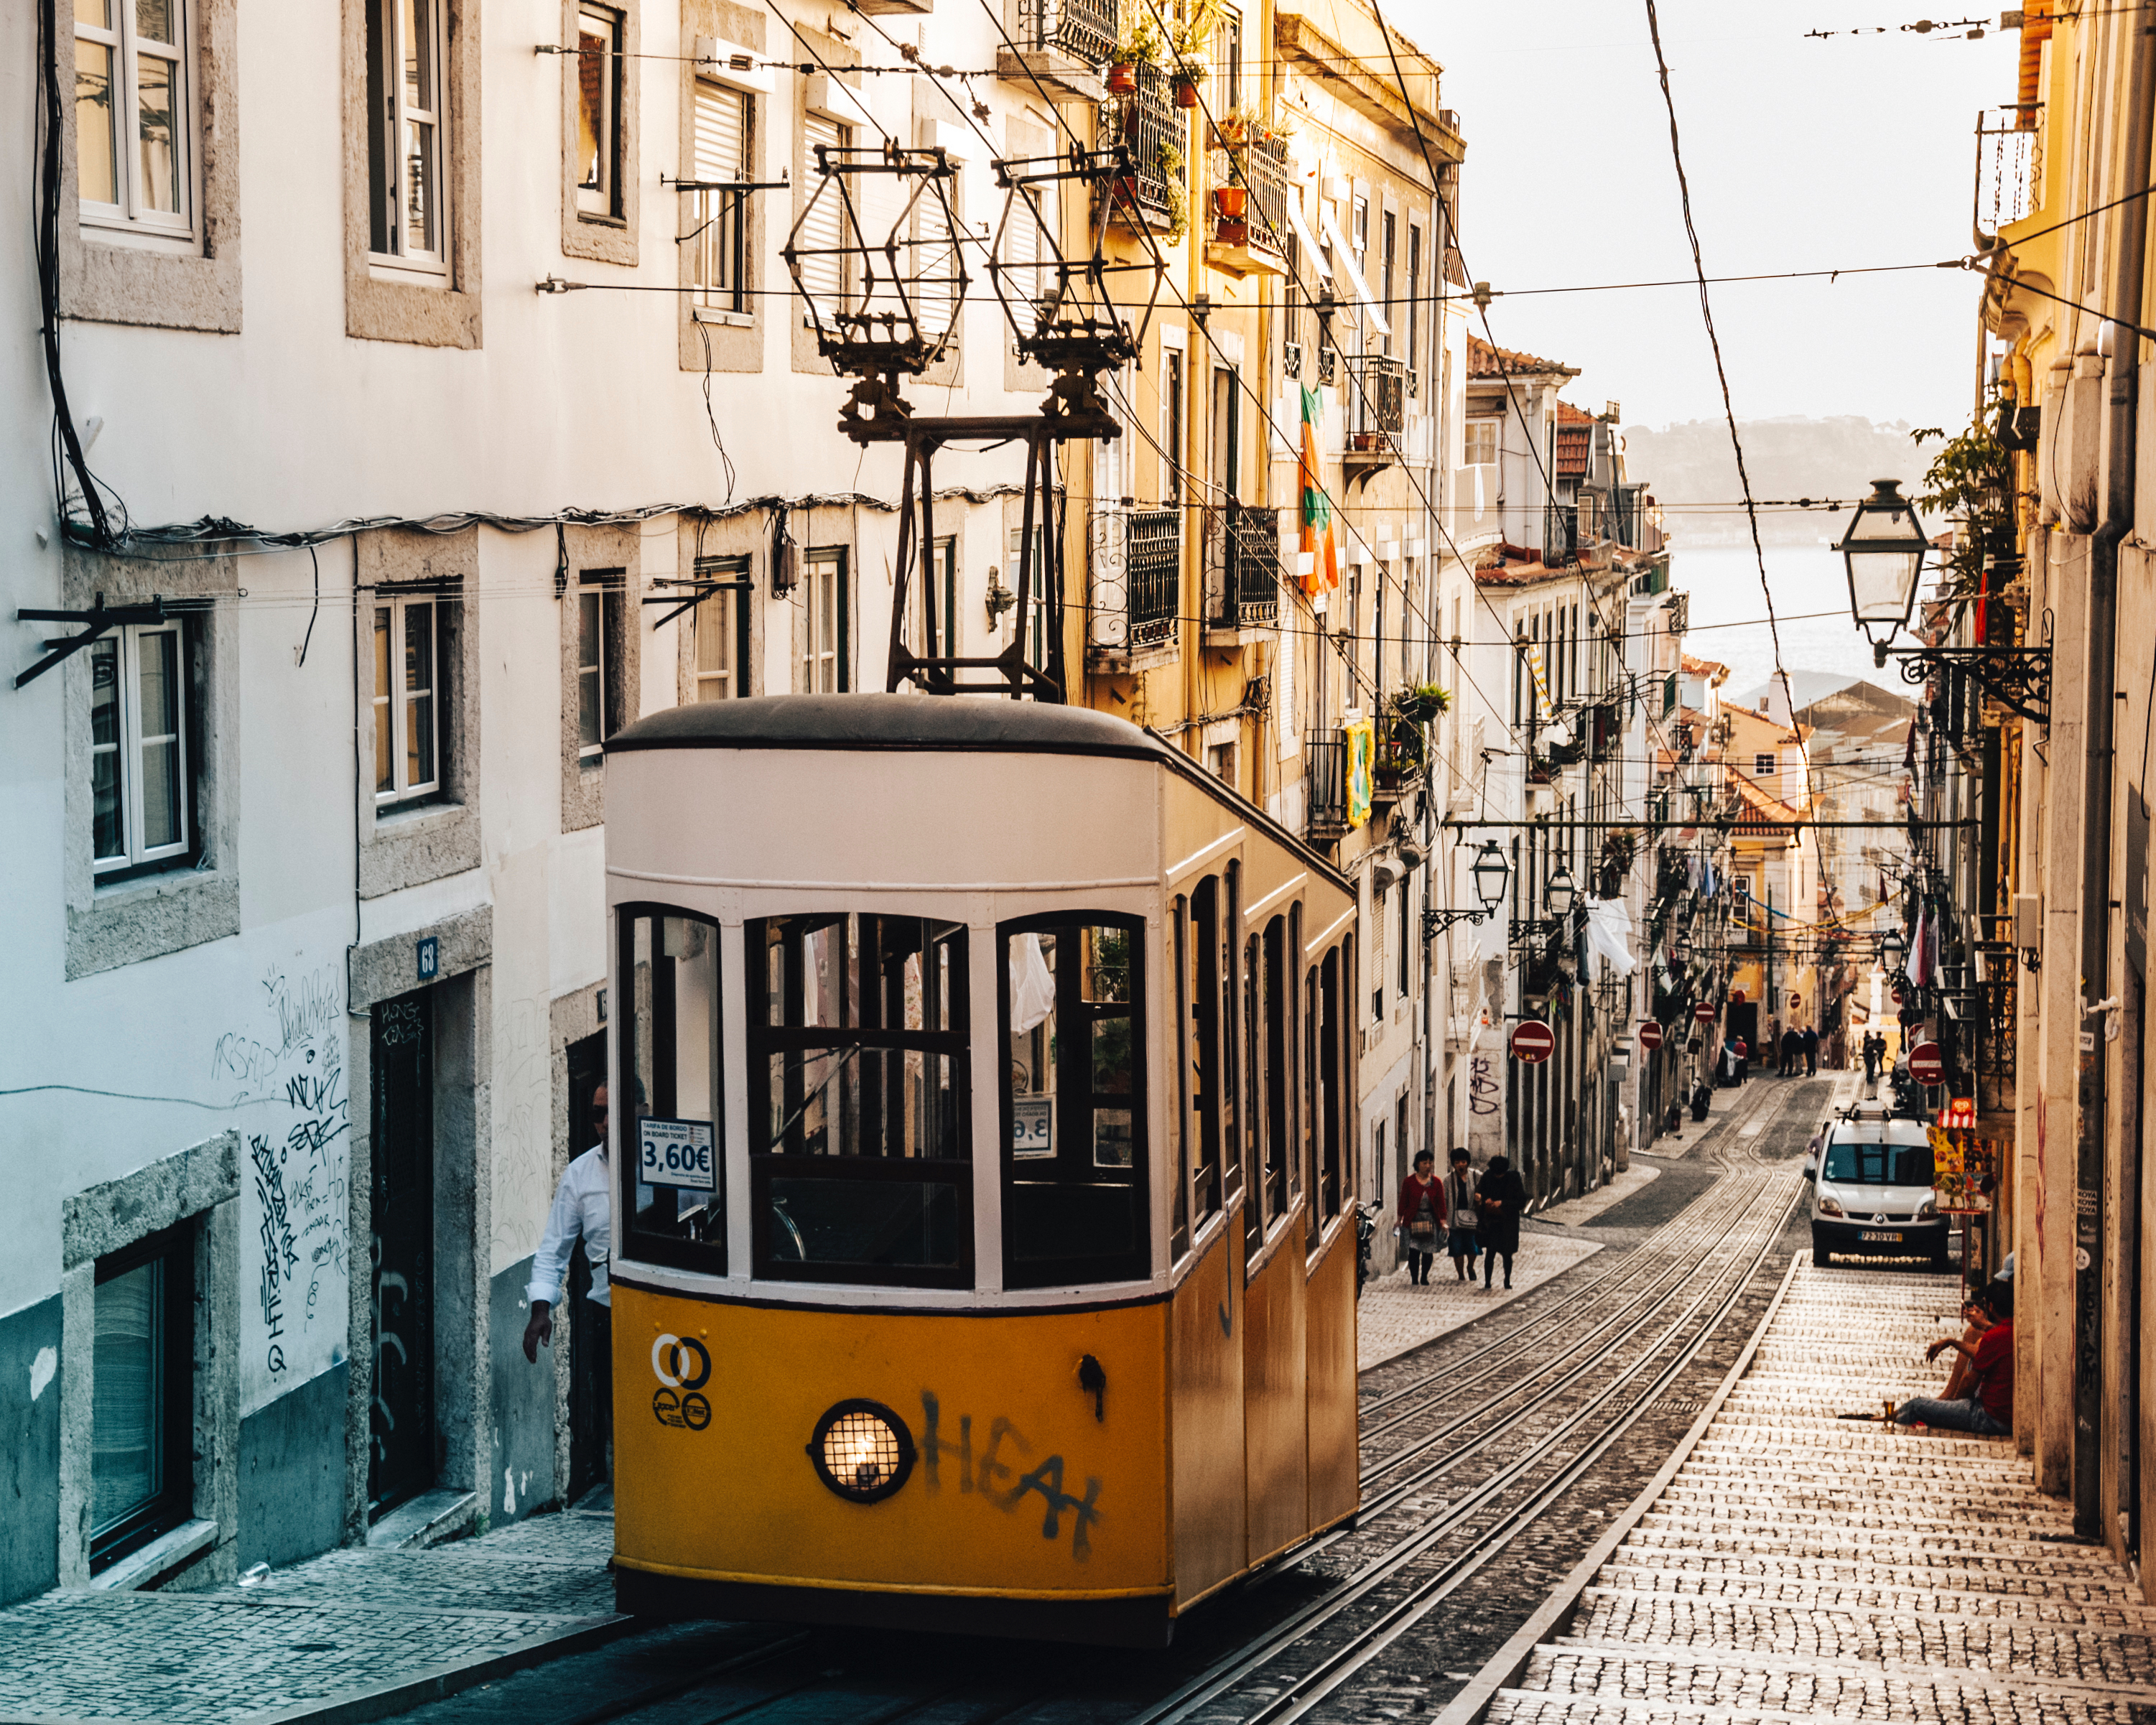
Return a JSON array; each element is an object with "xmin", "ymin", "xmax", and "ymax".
[{"xmin": 1860, "ymin": 1230, "xmax": 1902, "ymax": 1243}]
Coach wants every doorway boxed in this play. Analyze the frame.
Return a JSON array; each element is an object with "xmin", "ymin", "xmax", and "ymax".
[
  {"xmin": 370, "ymin": 987, "xmax": 435, "ymax": 1515},
  {"xmin": 564, "ymin": 1030, "xmax": 610, "ymax": 1505}
]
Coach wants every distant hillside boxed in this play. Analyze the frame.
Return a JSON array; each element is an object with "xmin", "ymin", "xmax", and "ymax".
[{"xmin": 1623, "ymin": 417, "xmax": 1928, "ymax": 546}]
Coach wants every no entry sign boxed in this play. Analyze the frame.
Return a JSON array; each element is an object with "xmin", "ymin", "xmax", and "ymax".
[
  {"xmin": 1908, "ymin": 1040, "xmax": 1946, "ymax": 1085},
  {"xmin": 1638, "ymin": 1021, "xmax": 1665, "ymax": 1051},
  {"xmin": 1511, "ymin": 1020, "xmax": 1557, "ymax": 1064},
  {"xmin": 1693, "ymin": 1003, "xmax": 1716, "ymax": 1023}
]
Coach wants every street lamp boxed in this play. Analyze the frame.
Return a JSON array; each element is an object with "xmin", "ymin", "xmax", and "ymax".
[
  {"xmin": 1879, "ymin": 929, "xmax": 1907, "ymax": 971},
  {"xmin": 1471, "ymin": 841, "xmax": 1510, "ymax": 913},
  {"xmin": 1423, "ymin": 840, "xmax": 1512, "ymax": 939},
  {"xmin": 1546, "ymin": 865, "xmax": 1579, "ymax": 919},
  {"xmin": 1836, "ymin": 476, "xmax": 2053, "ymax": 722},
  {"xmin": 1836, "ymin": 478, "xmax": 1930, "ymax": 654}
]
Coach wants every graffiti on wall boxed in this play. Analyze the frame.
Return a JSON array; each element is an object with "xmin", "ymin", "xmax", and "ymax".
[{"xmin": 214, "ymin": 962, "xmax": 350, "ymax": 1412}]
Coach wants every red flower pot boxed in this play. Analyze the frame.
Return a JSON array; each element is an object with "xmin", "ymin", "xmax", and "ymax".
[
  {"xmin": 1173, "ymin": 75, "xmax": 1199, "ymax": 108},
  {"xmin": 1106, "ymin": 62, "xmax": 1138, "ymax": 95},
  {"xmin": 1214, "ymin": 184, "xmax": 1247, "ymax": 218}
]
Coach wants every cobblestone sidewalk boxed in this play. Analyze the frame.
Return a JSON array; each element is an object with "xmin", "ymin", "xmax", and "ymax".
[
  {"xmin": 0, "ymin": 1501, "xmax": 624, "ymax": 1725},
  {"xmin": 1465, "ymin": 1260, "xmax": 2156, "ymax": 1724}
]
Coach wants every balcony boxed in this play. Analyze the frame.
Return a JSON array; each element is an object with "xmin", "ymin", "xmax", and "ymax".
[
  {"xmin": 1087, "ymin": 506, "xmax": 1181, "ymax": 669},
  {"xmin": 1202, "ymin": 501, "xmax": 1281, "ymax": 641},
  {"xmin": 1344, "ymin": 353, "xmax": 1405, "ymax": 477},
  {"xmin": 1100, "ymin": 65, "xmax": 1184, "ymax": 236},
  {"xmin": 995, "ymin": 0, "xmax": 1113, "ymax": 101},
  {"xmin": 1974, "ymin": 104, "xmax": 2042, "ymax": 239},
  {"xmin": 1543, "ymin": 502, "xmax": 1577, "ymax": 567},
  {"xmin": 1204, "ymin": 134, "xmax": 1291, "ymax": 279},
  {"xmin": 1305, "ymin": 729, "xmax": 1349, "ymax": 840}
]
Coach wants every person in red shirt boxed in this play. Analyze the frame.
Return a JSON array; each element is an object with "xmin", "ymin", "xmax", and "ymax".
[
  {"xmin": 1396, "ymin": 1150, "xmax": 1446, "ymax": 1285},
  {"xmin": 1895, "ymin": 1278, "xmax": 2014, "ymax": 1435}
]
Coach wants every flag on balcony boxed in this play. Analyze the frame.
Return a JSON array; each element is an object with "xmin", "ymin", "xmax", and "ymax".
[
  {"xmin": 1344, "ymin": 717, "xmax": 1374, "ymax": 827},
  {"xmin": 1297, "ymin": 385, "xmax": 1338, "ymax": 596}
]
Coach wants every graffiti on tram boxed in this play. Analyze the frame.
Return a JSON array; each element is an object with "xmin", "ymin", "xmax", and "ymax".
[{"xmin": 919, "ymin": 1391, "xmax": 1103, "ymax": 1559}]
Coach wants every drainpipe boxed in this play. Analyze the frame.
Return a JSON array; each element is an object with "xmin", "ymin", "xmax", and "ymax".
[{"xmin": 2074, "ymin": 13, "xmax": 2156, "ymax": 1540}]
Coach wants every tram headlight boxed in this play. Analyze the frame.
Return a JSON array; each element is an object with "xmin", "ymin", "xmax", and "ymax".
[{"xmin": 807, "ymin": 1399, "xmax": 917, "ymax": 1504}]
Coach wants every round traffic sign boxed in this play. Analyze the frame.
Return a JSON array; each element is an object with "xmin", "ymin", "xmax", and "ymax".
[
  {"xmin": 1693, "ymin": 1003, "xmax": 1716, "ymax": 1023},
  {"xmin": 1908, "ymin": 1040, "xmax": 1946, "ymax": 1085},
  {"xmin": 1510, "ymin": 1020, "xmax": 1557, "ymax": 1064},
  {"xmin": 1638, "ymin": 1020, "xmax": 1665, "ymax": 1051},
  {"xmin": 1730, "ymin": 988, "xmax": 1747, "ymax": 1005}
]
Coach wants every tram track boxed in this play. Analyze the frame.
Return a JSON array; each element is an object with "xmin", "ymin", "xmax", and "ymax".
[{"xmin": 1128, "ymin": 1106, "xmax": 1810, "ymax": 1724}]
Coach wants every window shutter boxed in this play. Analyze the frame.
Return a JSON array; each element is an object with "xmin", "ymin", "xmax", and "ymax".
[
  {"xmin": 797, "ymin": 115, "xmax": 849, "ymax": 313},
  {"xmin": 694, "ymin": 82, "xmax": 746, "ymax": 182}
]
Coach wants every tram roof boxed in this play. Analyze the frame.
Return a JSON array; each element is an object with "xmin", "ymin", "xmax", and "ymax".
[{"xmin": 607, "ymin": 694, "xmax": 1171, "ymax": 761}]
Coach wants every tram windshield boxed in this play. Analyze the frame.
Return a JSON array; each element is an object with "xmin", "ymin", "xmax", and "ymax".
[
  {"xmin": 748, "ymin": 913, "xmax": 972, "ymax": 1287},
  {"xmin": 1001, "ymin": 916, "xmax": 1148, "ymax": 1288}
]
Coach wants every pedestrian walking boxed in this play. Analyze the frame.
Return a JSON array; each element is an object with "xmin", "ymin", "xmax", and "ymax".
[
  {"xmin": 1476, "ymin": 1154, "xmax": 1527, "ymax": 1290},
  {"xmin": 524, "ymin": 1085, "xmax": 614, "ymax": 1466},
  {"xmin": 1444, "ymin": 1148, "xmax": 1480, "ymax": 1281},
  {"xmin": 1396, "ymin": 1149, "xmax": 1445, "ymax": 1285},
  {"xmin": 1803, "ymin": 1026, "xmax": 1819, "ymax": 1075},
  {"xmin": 1779, "ymin": 1027, "xmax": 1800, "ymax": 1077}
]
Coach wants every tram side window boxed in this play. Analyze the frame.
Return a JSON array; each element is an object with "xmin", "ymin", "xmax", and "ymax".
[
  {"xmin": 1186, "ymin": 876, "xmax": 1225, "ymax": 1235},
  {"xmin": 1261, "ymin": 916, "xmax": 1289, "ymax": 1227},
  {"xmin": 1170, "ymin": 898, "xmax": 1191, "ymax": 1263},
  {"xmin": 620, "ymin": 910, "xmax": 725, "ymax": 1275},
  {"xmin": 748, "ymin": 913, "xmax": 971, "ymax": 1288},
  {"xmin": 1319, "ymin": 946, "xmax": 1342, "ymax": 1220},
  {"xmin": 1242, "ymin": 931, "xmax": 1263, "ymax": 1255},
  {"xmin": 1000, "ymin": 916, "xmax": 1149, "ymax": 1287}
]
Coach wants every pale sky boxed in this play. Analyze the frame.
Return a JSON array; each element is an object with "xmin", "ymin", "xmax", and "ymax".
[{"xmin": 1391, "ymin": 0, "xmax": 2020, "ymax": 432}]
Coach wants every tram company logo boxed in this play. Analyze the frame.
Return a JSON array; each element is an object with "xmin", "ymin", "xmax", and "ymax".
[{"xmin": 651, "ymin": 1333, "xmax": 712, "ymax": 1431}]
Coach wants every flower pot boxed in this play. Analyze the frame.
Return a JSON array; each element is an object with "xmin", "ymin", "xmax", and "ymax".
[
  {"xmin": 1173, "ymin": 74, "xmax": 1199, "ymax": 108},
  {"xmin": 1106, "ymin": 62, "xmax": 1138, "ymax": 95},
  {"xmin": 1213, "ymin": 184, "xmax": 1246, "ymax": 218},
  {"xmin": 1214, "ymin": 217, "xmax": 1247, "ymax": 246},
  {"xmin": 1349, "ymin": 430, "xmax": 1382, "ymax": 452}
]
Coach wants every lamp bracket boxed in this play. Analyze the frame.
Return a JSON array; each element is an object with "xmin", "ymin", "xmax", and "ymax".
[
  {"xmin": 1422, "ymin": 907, "xmax": 1490, "ymax": 939},
  {"xmin": 1876, "ymin": 612, "xmax": 2053, "ymax": 725}
]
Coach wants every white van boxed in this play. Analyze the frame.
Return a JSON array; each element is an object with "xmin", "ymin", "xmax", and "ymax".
[{"xmin": 1803, "ymin": 1107, "xmax": 1948, "ymax": 1270}]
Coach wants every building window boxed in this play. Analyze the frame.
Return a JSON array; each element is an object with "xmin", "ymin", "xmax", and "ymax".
[
  {"xmin": 1163, "ymin": 347, "xmax": 1185, "ymax": 506},
  {"xmin": 90, "ymin": 1222, "xmax": 193, "ymax": 1572},
  {"xmin": 575, "ymin": 7, "xmax": 622, "ymax": 218},
  {"xmin": 1207, "ymin": 740, "xmax": 1237, "ymax": 787},
  {"xmin": 693, "ymin": 556, "xmax": 751, "ymax": 699},
  {"xmin": 1754, "ymin": 752, "xmax": 1775, "ymax": 779},
  {"xmin": 1219, "ymin": 9, "xmax": 1242, "ymax": 113},
  {"xmin": 75, "ymin": 0, "xmax": 189, "ymax": 233},
  {"xmin": 801, "ymin": 549, "xmax": 847, "ymax": 692},
  {"xmin": 1406, "ymin": 223, "xmax": 1421, "ymax": 377},
  {"xmin": 691, "ymin": 80, "xmax": 751, "ymax": 315},
  {"xmin": 90, "ymin": 621, "xmax": 192, "ymax": 875},
  {"xmin": 796, "ymin": 113, "xmax": 851, "ymax": 324},
  {"xmin": 1380, "ymin": 210, "xmax": 1395, "ymax": 355},
  {"xmin": 366, "ymin": 0, "xmax": 450, "ymax": 271},
  {"xmin": 1211, "ymin": 364, "xmax": 1240, "ymax": 501},
  {"xmin": 578, "ymin": 582, "xmax": 609, "ymax": 755},
  {"xmin": 928, "ymin": 536, "xmax": 958, "ymax": 660},
  {"xmin": 374, "ymin": 599, "xmax": 441, "ymax": 801},
  {"xmin": 1352, "ymin": 193, "xmax": 1367, "ymax": 261},
  {"xmin": 1464, "ymin": 419, "xmax": 1498, "ymax": 467}
]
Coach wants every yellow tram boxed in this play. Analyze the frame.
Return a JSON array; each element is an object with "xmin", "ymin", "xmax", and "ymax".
[{"xmin": 603, "ymin": 695, "xmax": 1360, "ymax": 1645}]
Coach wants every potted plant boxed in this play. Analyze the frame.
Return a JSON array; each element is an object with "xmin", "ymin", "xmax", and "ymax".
[
  {"xmin": 1213, "ymin": 182, "xmax": 1246, "ymax": 218},
  {"xmin": 1168, "ymin": 0, "xmax": 1217, "ymax": 105},
  {"xmin": 1392, "ymin": 682, "xmax": 1450, "ymax": 724},
  {"xmin": 1158, "ymin": 140, "xmax": 1188, "ymax": 241},
  {"xmin": 1172, "ymin": 68, "xmax": 1202, "ymax": 106},
  {"xmin": 1105, "ymin": 12, "xmax": 1163, "ymax": 95}
]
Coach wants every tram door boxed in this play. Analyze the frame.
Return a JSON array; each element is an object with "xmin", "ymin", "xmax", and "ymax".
[
  {"xmin": 564, "ymin": 1031, "xmax": 610, "ymax": 1504},
  {"xmin": 370, "ymin": 988, "xmax": 435, "ymax": 1515}
]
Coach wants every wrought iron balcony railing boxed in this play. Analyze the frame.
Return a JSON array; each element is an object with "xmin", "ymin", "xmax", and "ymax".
[
  {"xmin": 1305, "ymin": 729, "xmax": 1349, "ymax": 837},
  {"xmin": 1102, "ymin": 65, "xmax": 1183, "ymax": 230},
  {"xmin": 1346, "ymin": 352, "xmax": 1405, "ymax": 438},
  {"xmin": 1087, "ymin": 505, "xmax": 1180, "ymax": 656},
  {"xmin": 1012, "ymin": 0, "xmax": 1117, "ymax": 65},
  {"xmin": 1203, "ymin": 500, "xmax": 1281, "ymax": 631}
]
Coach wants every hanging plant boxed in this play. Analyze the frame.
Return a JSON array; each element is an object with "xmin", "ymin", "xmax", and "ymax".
[
  {"xmin": 1108, "ymin": 11, "xmax": 1165, "ymax": 77},
  {"xmin": 1908, "ymin": 389, "xmax": 2015, "ymax": 605},
  {"xmin": 1158, "ymin": 141, "xmax": 1187, "ymax": 242}
]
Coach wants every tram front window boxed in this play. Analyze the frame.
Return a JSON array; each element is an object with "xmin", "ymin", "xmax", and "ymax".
[
  {"xmin": 1000, "ymin": 917, "xmax": 1149, "ymax": 1288},
  {"xmin": 620, "ymin": 909, "xmax": 725, "ymax": 1275},
  {"xmin": 748, "ymin": 913, "xmax": 972, "ymax": 1288}
]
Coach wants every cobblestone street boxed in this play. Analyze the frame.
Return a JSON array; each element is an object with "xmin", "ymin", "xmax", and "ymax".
[{"xmin": 1464, "ymin": 1263, "xmax": 2156, "ymax": 1725}]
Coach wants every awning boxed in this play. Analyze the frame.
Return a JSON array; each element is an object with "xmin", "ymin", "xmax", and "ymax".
[
  {"xmin": 1319, "ymin": 206, "xmax": 1389, "ymax": 338},
  {"xmin": 1286, "ymin": 194, "xmax": 1332, "ymax": 282}
]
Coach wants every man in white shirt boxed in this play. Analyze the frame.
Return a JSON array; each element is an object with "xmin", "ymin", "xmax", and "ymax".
[{"xmin": 524, "ymin": 1087, "xmax": 611, "ymax": 1399}]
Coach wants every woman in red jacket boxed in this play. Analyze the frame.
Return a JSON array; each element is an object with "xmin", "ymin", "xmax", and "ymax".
[{"xmin": 1397, "ymin": 1148, "xmax": 1446, "ymax": 1285}]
